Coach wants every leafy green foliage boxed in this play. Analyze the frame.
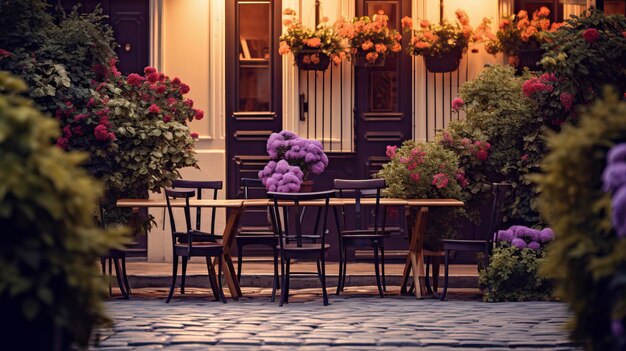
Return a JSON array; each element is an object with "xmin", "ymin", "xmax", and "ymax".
[
  {"xmin": 0, "ymin": 0, "xmax": 117, "ymax": 114},
  {"xmin": 541, "ymin": 9, "xmax": 626, "ymax": 106},
  {"xmin": 479, "ymin": 245, "xmax": 553, "ymax": 302},
  {"xmin": 458, "ymin": 65, "xmax": 542, "ymax": 225},
  {"xmin": 0, "ymin": 71, "xmax": 128, "ymax": 347},
  {"xmin": 534, "ymin": 90, "xmax": 626, "ymax": 350}
]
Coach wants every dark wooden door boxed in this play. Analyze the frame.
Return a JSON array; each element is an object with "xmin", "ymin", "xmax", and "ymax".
[
  {"xmin": 225, "ymin": 0, "xmax": 283, "ymax": 200},
  {"xmin": 49, "ymin": 0, "xmax": 149, "ymax": 75}
]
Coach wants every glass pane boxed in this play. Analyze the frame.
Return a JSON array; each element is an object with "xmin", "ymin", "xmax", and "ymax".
[
  {"xmin": 239, "ymin": 67, "xmax": 270, "ymax": 111},
  {"xmin": 368, "ymin": 2, "xmax": 398, "ymax": 30},
  {"xmin": 367, "ymin": 2, "xmax": 399, "ymax": 111},
  {"xmin": 238, "ymin": 1, "xmax": 271, "ymax": 112}
]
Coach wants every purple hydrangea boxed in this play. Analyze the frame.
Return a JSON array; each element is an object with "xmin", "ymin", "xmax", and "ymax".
[
  {"xmin": 496, "ymin": 230, "xmax": 514, "ymax": 242},
  {"xmin": 511, "ymin": 238, "xmax": 527, "ymax": 249},
  {"xmin": 608, "ymin": 144, "xmax": 626, "ymax": 165},
  {"xmin": 258, "ymin": 160, "xmax": 304, "ymax": 192},
  {"xmin": 612, "ymin": 186, "xmax": 626, "ymax": 238},
  {"xmin": 508, "ymin": 226, "xmax": 525, "ymax": 238},
  {"xmin": 539, "ymin": 228, "xmax": 554, "ymax": 243},
  {"xmin": 602, "ymin": 163, "xmax": 626, "ymax": 193},
  {"xmin": 527, "ymin": 241, "xmax": 541, "ymax": 250},
  {"xmin": 612, "ymin": 320, "xmax": 625, "ymax": 338}
]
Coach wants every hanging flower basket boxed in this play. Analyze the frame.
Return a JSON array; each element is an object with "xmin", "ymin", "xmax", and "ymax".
[
  {"xmin": 295, "ymin": 49, "xmax": 330, "ymax": 71},
  {"xmin": 423, "ymin": 47, "xmax": 464, "ymax": 73},
  {"xmin": 517, "ymin": 46, "xmax": 545, "ymax": 71},
  {"xmin": 353, "ymin": 50, "xmax": 387, "ymax": 67}
]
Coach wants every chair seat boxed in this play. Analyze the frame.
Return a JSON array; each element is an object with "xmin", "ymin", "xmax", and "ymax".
[
  {"xmin": 174, "ymin": 242, "xmax": 223, "ymax": 256},
  {"xmin": 177, "ymin": 230, "xmax": 222, "ymax": 244}
]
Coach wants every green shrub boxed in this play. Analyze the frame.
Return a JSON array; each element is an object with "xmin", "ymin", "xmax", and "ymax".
[
  {"xmin": 479, "ymin": 245, "xmax": 553, "ymax": 302},
  {"xmin": 456, "ymin": 64, "xmax": 542, "ymax": 225},
  {"xmin": 0, "ymin": 71, "xmax": 127, "ymax": 348},
  {"xmin": 534, "ymin": 89, "xmax": 626, "ymax": 350}
]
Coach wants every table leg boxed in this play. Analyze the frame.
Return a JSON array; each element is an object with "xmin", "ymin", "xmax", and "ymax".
[
  {"xmin": 221, "ymin": 207, "xmax": 244, "ymax": 300},
  {"xmin": 401, "ymin": 207, "xmax": 429, "ymax": 299}
]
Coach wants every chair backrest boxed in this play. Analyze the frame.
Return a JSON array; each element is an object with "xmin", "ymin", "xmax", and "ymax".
[
  {"xmin": 164, "ymin": 188, "xmax": 195, "ymax": 237},
  {"xmin": 487, "ymin": 182, "xmax": 512, "ymax": 243},
  {"xmin": 171, "ymin": 179, "xmax": 222, "ymax": 237},
  {"xmin": 240, "ymin": 178, "xmax": 264, "ymax": 199},
  {"xmin": 267, "ymin": 190, "xmax": 335, "ymax": 250},
  {"xmin": 333, "ymin": 178, "xmax": 386, "ymax": 234}
]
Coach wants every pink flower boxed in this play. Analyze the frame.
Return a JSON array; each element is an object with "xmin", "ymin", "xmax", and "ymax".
[
  {"xmin": 194, "ymin": 109, "xmax": 204, "ymax": 120},
  {"xmin": 386, "ymin": 145, "xmax": 397, "ymax": 159},
  {"xmin": 127, "ymin": 73, "xmax": 144, "ymax": 86},
  {"xmin": 163, "ymin": 115, "xmax": 172, "ymax": 123},
  {"xmin": 560, "ymin": 92, "xmax": 574, "ymax": 111},
  {"xmin": 190, "ymin": 132, "xmax": 199, "ymax": 139},
  {"xmin": 94, "ymin": 124, "xmax": 111, "ymax": 141},
  {"xmin": 146, "ymin": 72, "xmax": 159, "ymax": 83},
  {"xmin": 184, "ymin": 98, "xmax": 194, "ymax": 107},
  {"xmin": 167, "ymin": 97, "xmax": 177, "ymax": 105},
  {"xmin": 156, "ymin": 85, "xmax": 166, "ymax": 94},
  {"xmin": 401, "ymin": 16, "xmax": 413, "ymax": 29},
  {"xmin": 365, "ymin": 52, "xmax": 379, "ymax": 63},
  {"xmin": 521, "ymin": 154, "xmax": 529, "ymax": 162},
  {"xmin": 148, "ymin": 104, "xmax": 161, "ymax": 114},
  {"xmin": 179, "ymin": 83, "xmax": 190, "ymax": 94},
  {"xmin": 73, "ymin": 113, "xmax": 88, "ymax": 121},
  {"xmin": 63, "ymin": 125, "xmax": 72, "ymax": 137},
  {"xmin": 432, "ymin": 173, "xmax": 449, "ymax": 189},
  {"xmin": 476, "ymin": 149, "xmax": 488, "ymax": 161},
  {"xmin": 56, "ymin": 137, "xmax": 69, "ymax": 149},
  {"xmin": 172, "ymin": 77, "xmax": 181, "ymax": 86},
  {"xmin": 0, "ymin": 49, "xmax": 11, "ymax": 57},
  {"xmin": 361, "ymin": 40, "xmax": 374, "ymax": 51},
  {"xmin": 451, "ymin": 97, "xmax": 464, "ymax": 111},
  {"xmin": 72, "ymin": 126, "xmax": 84, "ymax": 136},
  {"xmin": 410, "ymin": 173, "xmax": 420, "ymax": 182},
  {"xmin": 144, "ymin": 66, "xmax": 157, "ymax": 75},
  {"xmin": 583, "ymin": 28, "xmax": 599, "ymax": 43},
  {"xmin": 522, "ymin": 77, "xmax": 552, "ymax": 97}
]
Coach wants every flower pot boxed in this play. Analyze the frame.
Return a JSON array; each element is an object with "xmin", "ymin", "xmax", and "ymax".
[
  {"xmin": 299, "ymin": 180, "xmax": 315, "ymax": 193},
  {"xmin": 295, "ymin": 49, "xmax": 330, "ymax": 71},
  {"xmin": 353, "ymin": 50, "xmax": 387, "ymax": 67},
  {"xmin": 517, "ymin": 46, "xmax": 545, "ymax": 71},
  {"xmin": 423, "ymin": 47, "xmax": 464, "ymax": 73}
]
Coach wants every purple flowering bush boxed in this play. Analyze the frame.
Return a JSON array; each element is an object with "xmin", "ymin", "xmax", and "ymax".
[
  {"xmin": 258, "ymin": 130, "xmax": 329, "ymax": 192},
  {"xmin": 479, "ymin": 225, "xmax": 554, "ymax": 302}
]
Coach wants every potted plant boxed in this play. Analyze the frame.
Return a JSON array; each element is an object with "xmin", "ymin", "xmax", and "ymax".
[
  {"xmin": 279, "ymin": 8, "xmax": 347, "ymax": 71},
  {"xmin": 258, "ymin": 130, "xmax": 329, "ymax": 192},
  {"xmin": 403, "ymin": 10, "xmax": 493, "ymax": 73},
  {"xmin": 485, "ymin": 7, "xmax": 562, "ymax": 70},
  {"xmin": 334, "ymin": 10, "xmax": 402, "ymax": 67}
]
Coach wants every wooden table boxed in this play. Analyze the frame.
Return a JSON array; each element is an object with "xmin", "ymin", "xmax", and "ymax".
[{"xmin": 116, "ymin": 197, "xmax": 463, "ymax": 300}]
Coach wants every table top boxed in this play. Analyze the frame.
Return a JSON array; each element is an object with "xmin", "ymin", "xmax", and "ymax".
[{"xmin": 116, "ymin": 197, "xmax": 464, "ymax": 208}]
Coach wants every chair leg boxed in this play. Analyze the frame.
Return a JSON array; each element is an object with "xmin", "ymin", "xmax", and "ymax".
[
  {"xmin": 320, "ymin": 257, "xmax": 329, "ymax": 306},
  {"xmin": 217, "ymin": 255, "xmax": 223, "ymax": 293},
  {"xmin": 336, "ymin": 242, "xmax": 344, "ymax": 295},
  {"xmin": 207, "ymin": 256, "xmax": 227, "ymax": 303},
  {"xmin": 279, "ymin": 258, "xmax": 289, "ymax": 307},
  {"xmin": 108, "ymin": 258, "xmax": 113, "ymax": 296},
  {"xmin": 166, "ymin": 256, "xmax": 179, "ymax": 303},
  {"xmin": 380, "ymin": 245, "xmax": 386, "ymax": 292},
  {"xmin": 181, "ymin": 257, "xmax": 188, "ymax": 294},
  {"xmin": 113, "ymin": 258, "xmax": 129, "ymax": 299},
  {"xmin": 341, "ymin": 245, "xmax": 348, "ymax": 292},
  {"xmin": 237, "ymin": 244, "xmax": 243, "ymax": 283},
  {"xmin": 285, "ymin": 258, "xmax": 291, "ymax": 304},
  {"xmin": 431, "ymin": 256, "xmax": 441, "ymax": 293},
  {"xmin": 425, "ymin": 256, "xmax": 433, "ymax": 294},
  {"xmin": 121, "ymin": 256, "xmax": 131, "ymax": 295},
  {"xmin": 441, "ymin": 249, "xmax": 450, "ymax": 301},
  {"xmin": 271, "ymin": 247, "xmax": 278, "ymax": 303},
  {"xmin": 373, "ymin": 245, "xmax": 384, "ymax": 298}
]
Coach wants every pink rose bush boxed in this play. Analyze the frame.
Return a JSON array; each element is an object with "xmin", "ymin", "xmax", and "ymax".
[
  {"xmin": 259, "ymin": 130, "xmax": 328, "ymax": 192},
  {"xmin": 54, "ymin": 65, "xmax": 200, "ymax": 195}
]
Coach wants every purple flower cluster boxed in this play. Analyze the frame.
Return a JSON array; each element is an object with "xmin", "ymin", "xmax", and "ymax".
[
  {"xmin": 259, "ymin": 131, "xmax": 329, "ymax": 192},
  {"xmin": 266, "ymin": 130, "xmax": 329, "ymax": 176},
  {"xmin": 258, "ymin": 160, "xmax": 304, "ymax": 192},
  {"xmin": 602, "ymin": 143, "xmax": 626, "ymax": 238},
  {"xmin": 496, "ymin": 225, "xmax": 554, "ymax": 251}
]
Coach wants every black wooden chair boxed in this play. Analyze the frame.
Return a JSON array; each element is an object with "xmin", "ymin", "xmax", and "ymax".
[
  {"xmin": 268, "ymin": 190, "xmax": 335, "ymax": 306},
  {"xmin": 333, "ymin": 179, "xmax": 388, "ymax": 297},
  {"xmin": 235, "ymin": 178, "xmax": 280, "ymax": 302},
  {"xmin": 170, "ymin": 179, "xmax": 223, "ymax": 293},
  {"xmin": 440, "ymin": 182, "xmax": 512, "ymax": 300},
  {"xmin": 99, "ymin": 205, "xmax": 131, "ymax": 299},
  {"xmin": 164, "ymin": 188, "xmax": 226, "ymax": 303}
]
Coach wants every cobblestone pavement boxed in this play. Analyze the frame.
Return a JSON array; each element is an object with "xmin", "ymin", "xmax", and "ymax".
[{"xmin": 92, "ymin": 288, "xmax": 581, "ymax": 351}]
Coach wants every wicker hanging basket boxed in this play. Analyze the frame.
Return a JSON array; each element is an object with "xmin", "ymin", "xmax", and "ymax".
[
  {"xmin": 423, "ymin": 47, "xmax": 464, "ymax": 73},
  {"xmin": 295, "ymin": 49, "xmax": 330, "ymax": 71}
]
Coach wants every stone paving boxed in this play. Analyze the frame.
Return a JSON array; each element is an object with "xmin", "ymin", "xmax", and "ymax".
[{"xmin": 92, "ymin": 288, "xmax": 582, "ymax": 351}]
